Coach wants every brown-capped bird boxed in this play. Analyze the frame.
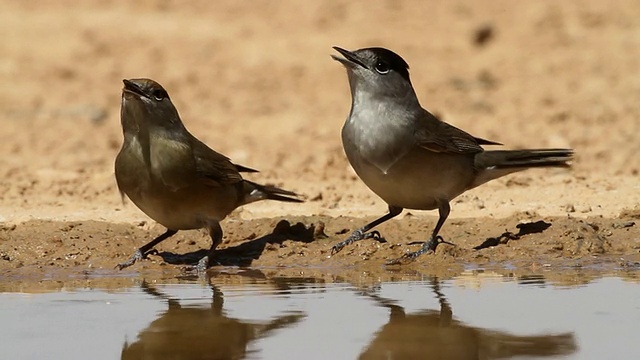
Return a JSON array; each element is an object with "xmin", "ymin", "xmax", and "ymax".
[{"xmin": 115, "ymin": 78, "xmax": 301, "ymax": 271}]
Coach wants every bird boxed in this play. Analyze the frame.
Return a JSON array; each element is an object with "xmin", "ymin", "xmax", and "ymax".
[
  {"xmin": 330, "ymin": 46, "xmax": 573, "ymax": 264},
  {"xmin": 114, "ymin": 78, "xmax": 302, "ymax": 271}
]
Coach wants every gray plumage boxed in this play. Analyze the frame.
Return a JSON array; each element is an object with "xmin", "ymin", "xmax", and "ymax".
[{"xmin": 331, "ymin": 47, "xmax": 573, "ymax": 263}]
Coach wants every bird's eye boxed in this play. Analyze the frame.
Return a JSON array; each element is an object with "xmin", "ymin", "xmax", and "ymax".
[
  {"xmin": 152, "ymin": 89, "xmax": 166, "ymax": 101},
  {"xmin": 374, "ymin": 61, "xmax": 390, "ymax": 74}
]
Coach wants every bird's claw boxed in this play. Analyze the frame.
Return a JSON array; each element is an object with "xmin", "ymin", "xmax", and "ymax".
[
  {"xmin": 195, "ymin": 256, "xmax": 209, "ymax": 273},
  {"xmin": 385, "ymin": 246, "xmax": 431, "ymax": 266},
  {"xmin": 115, "ymin": 250, "xmax": 144, "ymax": 270},
  {"xmin": 385, "ymin": 236, "xmax": 451, "ymax": 266},
  {"xmin": 330, "ymin": 230, "xmax": 386, "ymax": 255},
  {"xmin": 330, "ymin": 244, "xmax": 345, "ymax": 255}
]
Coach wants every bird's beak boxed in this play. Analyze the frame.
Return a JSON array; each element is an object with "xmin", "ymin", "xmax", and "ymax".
[
  {"xmin": 122, "ymin": 79, "xmax": 148, "ymax": 99},
  {"xmin": 331, "ymin": 46, "xmax": 366, "ymax": 68}
]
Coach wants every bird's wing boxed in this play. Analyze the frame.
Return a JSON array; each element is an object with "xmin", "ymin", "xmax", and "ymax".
[
  {"xmin": 414, "ymin": 110, "xmax": 501, "ymax": 154},
  {"xmin": 191, "ymin": 137, "xmax": 246, "ymax": 187}
]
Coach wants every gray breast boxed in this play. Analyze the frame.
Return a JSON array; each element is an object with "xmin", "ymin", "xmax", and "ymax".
[{"xmin": 343, "ymin": 103, "xmax": 414, "ymax": 174}]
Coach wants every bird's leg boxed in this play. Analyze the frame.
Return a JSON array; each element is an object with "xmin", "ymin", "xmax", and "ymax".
[
  {"xmin": 386, "ymin": 201, "xmax": 453, "ymax": 265},
  {"xmin": 196, "ymin": 222, "xmax": 223, "ymax": 272},
  {"xmin": 116, "ymin": 229, "xmax": 178, "ymax": 270},
  {"xmin": 331, "ymin": 206, "xmax": 403, "ymax": 255}
]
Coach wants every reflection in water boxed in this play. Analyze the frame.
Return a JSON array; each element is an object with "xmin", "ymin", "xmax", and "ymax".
[
  {"xmin": 516, "ymin": 274, "xmax": 547, "ymax": 287},
  {"xmin": 359, "ymin": 278, "xmax": 577, "ymax": 360},
  {"xmin": 120, "ymin": 280, "xmax": 305, "ymax": 360},
  {"xmin": 119, "ymin": 273, "xmax": 578, "ymax": 360}
]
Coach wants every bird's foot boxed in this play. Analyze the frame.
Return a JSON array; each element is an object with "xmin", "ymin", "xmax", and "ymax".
[
  {"xmin": 386, "ymin": 236, "xmax": 454, "ymax": 265},
  {"xmin": 196, "ymin": 256, "xmax": 209, "ymax": 273},
  {"xmin": 331, "ymin": 229, "xmax": 386, "ymax": 255},
  {"xmin": 115, "ymin": 250, "xmax": 144, "ymax": 270}
]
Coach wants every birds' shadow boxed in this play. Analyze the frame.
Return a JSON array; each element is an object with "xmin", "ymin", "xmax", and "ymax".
[
  {"xmin": 473, "ymin": 220, "xmax": 552, "ymax": 250},
  {"xmin": 154, "ymin": 220, "xmax": 324, "ymax": 267}
]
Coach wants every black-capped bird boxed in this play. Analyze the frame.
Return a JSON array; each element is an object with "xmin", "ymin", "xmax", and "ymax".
[{"xmin": 331, "ymin": 47, "xmax": 573, "ymax": 264}]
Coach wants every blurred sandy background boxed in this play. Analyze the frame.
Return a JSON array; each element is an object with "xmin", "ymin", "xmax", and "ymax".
[{"xmin": 1, "ymin": 0, "xmax": 639, "ymax": 226}]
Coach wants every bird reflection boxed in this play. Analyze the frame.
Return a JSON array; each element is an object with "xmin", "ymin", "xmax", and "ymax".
[
  {"xmin": 359, "ymin": 278, "xmax": 577, "ymax": 360},
  {"xmin": 121, "ymin": 279, "xmax": 305, "ymax": 360}
]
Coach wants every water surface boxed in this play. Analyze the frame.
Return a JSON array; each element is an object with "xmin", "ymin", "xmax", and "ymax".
[{"xmin": 2, "ymin": 270, "xmax": 639, "ymax": 359}]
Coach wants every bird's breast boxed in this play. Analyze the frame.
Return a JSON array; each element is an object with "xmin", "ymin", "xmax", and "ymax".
[
  {"xmin": 342, "ymin": 106, "xmax": 414, "ymax": 174},
  {"xmin": 148, "ymin": 135, "xmax": 196, "ymax": 191}
]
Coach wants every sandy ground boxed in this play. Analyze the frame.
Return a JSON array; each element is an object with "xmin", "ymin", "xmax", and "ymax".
[{"xmin": 1, "ymin": 0, "xmax": 640, "ymax": 280}]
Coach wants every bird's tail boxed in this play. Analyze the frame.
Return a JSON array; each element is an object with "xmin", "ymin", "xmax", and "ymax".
[
  {"xmin": 472, "ymin": 148, "xmax": 573, "ymax": 188},
  {"xmin": 242, "ymin": 180, "xmax": 303, "ymax": 204},
  {"xmin": 476, "ymin": 149, "xmax": 573, "ymax": 169}
]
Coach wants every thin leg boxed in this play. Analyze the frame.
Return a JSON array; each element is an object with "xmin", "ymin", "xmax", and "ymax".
[
  {"xmin": 386, "ymin": 201, "xmax": 453, "ymax": 265},
  {"xmin": 116, "ymin": 229, "xmax": 178, "ymax": 270},
  {"xmin": 331, "ymin": 205, "xmax": 403, "ymax": 255},
  {"xmin": 196, "ymin": 222, "xmax": 223, "ymax": 272}
]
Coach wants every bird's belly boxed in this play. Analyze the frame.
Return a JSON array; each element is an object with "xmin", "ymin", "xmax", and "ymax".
[
  {"xmin": 349, "ymin": 148, "xmax": 475, "ymax": 210},
  {"xmin": 116, "ymin": 142, "xmax": 240, "ymax": 230},
  {"xmin": 125, "ymin": 182, "xmax": 238, "ymax": 230}
]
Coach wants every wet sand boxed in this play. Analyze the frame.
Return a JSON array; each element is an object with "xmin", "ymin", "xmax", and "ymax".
[{"xmin": 1, "ymin": 211, "xmax": 639, "ymax": 284}]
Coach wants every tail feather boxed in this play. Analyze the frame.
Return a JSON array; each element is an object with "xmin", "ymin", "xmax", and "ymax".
[
  {"xmin": 233, "ymin": 163, "xmax": 259, "ymax": 173},
  {"xmin": 476, "ymin": 149, "xmax": 574, "ymax": 169},
  {"xmin": 243, "ymin": 180, "xmax": 303, "ymax": 204},
  {"xmin": 472, "ymin": 148, "xmax": 573, "ymax": 188}
]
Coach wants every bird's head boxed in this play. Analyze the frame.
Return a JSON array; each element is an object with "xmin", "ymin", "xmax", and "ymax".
[
  {"xmin": 332, "ymin": 46, "xmax": 416, "ymax": 101},
  {"xmin": 121, "ymin": 78, "xmax": 184, "ymax": 133}
]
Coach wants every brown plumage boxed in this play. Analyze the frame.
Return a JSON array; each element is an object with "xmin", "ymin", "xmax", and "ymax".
[{"xmin": 115, "ymin": 78, "xmax": 301, "ymax": 271}]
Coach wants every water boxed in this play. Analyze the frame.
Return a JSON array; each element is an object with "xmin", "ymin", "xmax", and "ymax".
[{"xmin": 1, "ymin": 270, "xmax": 639, "ymax": 359}]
